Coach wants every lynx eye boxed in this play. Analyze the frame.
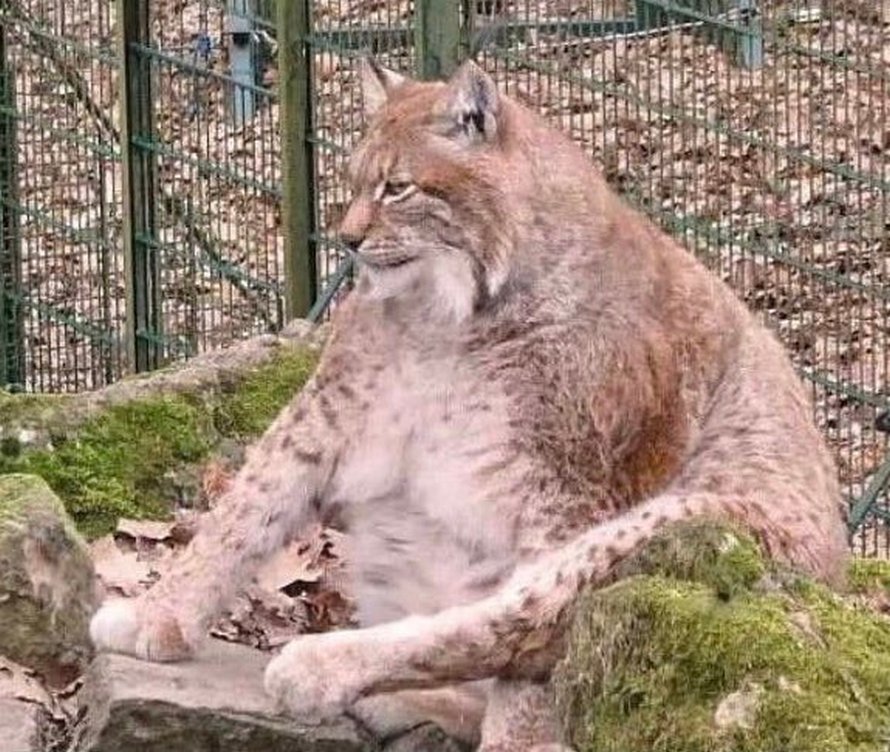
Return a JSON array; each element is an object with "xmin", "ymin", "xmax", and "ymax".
[{"xmin": 379, "ymin": 180, "xmax": 416, "ymax": 203}]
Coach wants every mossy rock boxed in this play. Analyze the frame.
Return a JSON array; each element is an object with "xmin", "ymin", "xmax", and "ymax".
[
  {"xmin": 0, "ymin": 340, "xmax": 320, "ymax": 537},
  {"xmin": 0, "ymin": 474, "xmax": 97, "ymax": 686},
  {"xmin": 554, "ymin": 521, "xmax": 890, "ymax": 752}
]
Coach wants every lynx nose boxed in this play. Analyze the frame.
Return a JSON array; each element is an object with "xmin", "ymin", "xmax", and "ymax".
[
  {"xmin": 339, "ymin": 231, "xmax": 363, "ymax": 255},
  {"xmin": 339, "ymin": 197, "xmax": 373, "ymax": 254}
]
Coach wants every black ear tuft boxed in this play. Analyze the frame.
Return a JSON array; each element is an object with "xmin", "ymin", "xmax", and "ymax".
[{"xmin": 446, "ymin": 60, "xmax": 500, "ymax": 142}]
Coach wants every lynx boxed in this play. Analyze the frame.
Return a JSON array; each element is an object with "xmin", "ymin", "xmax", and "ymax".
[{"xmin": 90, "ymin": 59, "xmax": 849, "ymax": 751}]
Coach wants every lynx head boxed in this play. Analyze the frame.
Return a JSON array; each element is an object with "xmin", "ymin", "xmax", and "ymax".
[{"xmin": 339, "ymin": 58, "xmax": 524, "ymax": 323}]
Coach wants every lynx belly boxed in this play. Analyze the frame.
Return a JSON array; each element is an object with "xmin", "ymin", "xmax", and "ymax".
[{"xmin": 331, "ymin": 354, "xmax": 520, "ymax": 626}]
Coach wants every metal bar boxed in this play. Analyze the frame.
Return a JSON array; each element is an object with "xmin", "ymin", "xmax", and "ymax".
[
  {"xmin": 734, "ymin": 0, "xmax": 763, "ymax": 69},
  {"xmin": 0, "ymin": 104, "xmax": 118, "ymax": 159},
  {"xmin": 307, "ymin": 255, "xmax": 354, "ymax": 323},
  {"xmin": 304, "ymin": 19, "xmax": 639, "ymax": 55},
  {"xmin": 130, "ymin": 135, "xmax": 281, "ymax": 196},
  {"xmin": 228, "ymin": 0, "xmax": 258, "ymax": 126},
  {"xmin": 798, "ymin": 368, "xmax": 890, "ymax": 411},
  {"xmin": 278, "ymin": 0, "xmax": 316, "ymax": 320},
  {"xmin": 134, "ymin": 232, "xmax": 282, "ymax": 294},
  {"xmin": 2, "ymin": 12, "xmax": 119, "ymax": 64},
  {"xmin": 118, "ymin": 0, "xmax": 161, "ymax": 372},
  {"xmin": 636, "ymin": 0, "xmax": 666, "ymax": 31},
  {"xmin": 484, "ymin": 46, "xmax": 890, "ymax": 195},
  {"xmin": 848, "ymin": 455, "xmax": 890, "ymax": 533},
  {"xmin": 129, "ymin": 42, "xmax": 276, "ymax": 95},
  {"xmin": 0, "ymin": 22, "xmax": 22, "ymax": 389},
  {"xmin": 414, "ymin": 0, "xmax": 461, "ymax": 80}
]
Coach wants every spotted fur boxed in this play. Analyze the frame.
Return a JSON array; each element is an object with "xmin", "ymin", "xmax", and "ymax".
[{"xmin": 90, "ymin": 59, "xmax": 848, "ymax": 751}]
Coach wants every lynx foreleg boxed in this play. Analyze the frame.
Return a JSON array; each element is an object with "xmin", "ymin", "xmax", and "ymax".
[
  {"xmin": 90, "ymin": 392, "xmax": 338, "ymax": 662},
  {"xmin": 264, "ymin": 492, "xmax": 718, "ymax": 718}
]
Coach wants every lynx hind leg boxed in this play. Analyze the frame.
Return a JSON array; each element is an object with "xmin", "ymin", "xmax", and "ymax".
[
  {"xmin": 351, "ymin": 684, "xmax": 488, "ymax": 745},
  {"xmin": 262, "ymin": 489, "xmax": 834, "ymax": 726},
  {"xmin": 479, "ymin": 680, "xmax": 572, "ymax": 752}
]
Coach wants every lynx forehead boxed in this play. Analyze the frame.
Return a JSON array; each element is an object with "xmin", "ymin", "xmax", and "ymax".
[{"xmin": 89, "ymin": 58, "xmax": 848, "ymax": 752}]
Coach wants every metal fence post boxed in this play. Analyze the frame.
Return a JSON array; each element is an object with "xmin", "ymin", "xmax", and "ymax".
[
  {"xmin": 733, "ymin": 0, "xmax": 763, "ymax": 69},
  {"xmin": 278, "ymin": 0, "xmax": 316, "ymax": 320},
  {"xmin": 414, "ymin": 0, "xmax": 461, "ymax": 80},
  {"xmin": 118, "ymin": 0, "xmax": 161, "ymax": 372},
  {"xmin": 227, "ymin": 0, "xmax": 257, "ymax": 126},
  {"xmin": 0, "ymin": 21, "xmax": 23, "ymax": 389}
]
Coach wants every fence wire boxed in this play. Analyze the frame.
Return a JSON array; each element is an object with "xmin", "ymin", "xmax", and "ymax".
[
  {"xmin": 0, "ymin": 0, "xmax": 285, "ymax": 389},
  {"xmin": 141, "ymin": 0, "xmax": 284, "ymax": 361},
  {"xmin": 303, "ymin": 0, "xmax": 889, "ymax": 552},
  {"xmin": 0, "ymin": 0, "xmax": 124, "ymax": 392},
  {"xmin": 0, "ymin": 0, "xmax": 888, "ymax": 550}
]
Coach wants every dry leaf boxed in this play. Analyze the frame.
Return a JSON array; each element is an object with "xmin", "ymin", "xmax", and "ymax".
[
  {"xmin": 0, "ymin": 657, "xmax": 51, "ymax": 706},
  {"xmin": 255, "ymin": 539, "xmax": 322, "ymax": 593},
  {"xmin": 201, "ymin": 459, "xmax": 234, "ymax": 501},
  {"xmin": 89, "ymin": 536, "xmax": 154, "ymax": 597}
]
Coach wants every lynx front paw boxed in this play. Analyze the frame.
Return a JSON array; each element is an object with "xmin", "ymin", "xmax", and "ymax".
[
  {"xmin": 264, "ymin": 633, "xmax": 370, "ymax": 721},
  {"xmin": 90, "ymin": 599, "xmax": 193, "ymax": 662}
]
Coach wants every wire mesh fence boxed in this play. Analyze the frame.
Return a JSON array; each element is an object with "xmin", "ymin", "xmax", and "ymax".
[
  {"xmin": 0, "ymin": 0, "xmax": 286, "ymax": 389},
  {"xmin": 136, "ymin": 0, "xmax": 284, "ymax": 366},
  {"xmin": 0, "ymin": 0, "xmax": 124, "ymax": 392},
  {"xmin": 0, "ymin": 0, "xmax": 887, "ymax": 548},
  {"xmin": 302, "ymin": 0, "xmax": 889, "ymax": 550}
]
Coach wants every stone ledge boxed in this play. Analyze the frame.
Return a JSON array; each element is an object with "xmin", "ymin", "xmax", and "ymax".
[{"xmin": 71, "ymin": 639, "xmax": 465, "ymax": 752}]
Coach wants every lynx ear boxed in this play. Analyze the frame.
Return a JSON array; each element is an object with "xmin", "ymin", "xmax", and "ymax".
[
  {"xmin": 360, "ymin": 57, "xmax": 407, "ymax": 117},
  {"xmin": 444, "ymin": 60, "xmax": 499, "ymax": 143}
]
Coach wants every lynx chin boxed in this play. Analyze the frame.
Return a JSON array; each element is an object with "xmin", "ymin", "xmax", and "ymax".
[{"xmin": 90, "ymin": 58, "xmax": 848, "ymax": 751}]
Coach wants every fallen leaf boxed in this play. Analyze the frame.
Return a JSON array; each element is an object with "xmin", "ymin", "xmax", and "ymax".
[
  {"xmin": 0, "ymin": 656, "xmax": 51, "ymax": 706},
  {"xmin": 201, "ymin": 458, "xmax": 234, "ymax": 501},
  {"xmin": 255, "ymin": 539, "xmax": 323, "ymax": 593},
  {"xmin": 89, "ymin": 536, "xmax": 155, "ymax": 597}
]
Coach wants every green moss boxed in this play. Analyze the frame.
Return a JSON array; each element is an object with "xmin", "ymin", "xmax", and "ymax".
[
  {"xmin": 847, "ymin": 558, "xmax": 890, "ymax": 594},
  {"xmin": 554, "ymin": 522, "xmax": 890, "ymax": 752},
  {"xmin": 610, "ymin": 521, "xmax": 766, "ymax": 599},
  {"xmin": 0, "ymin": 473, "xmax": 67, "ymax": 522},
  {"xmin": 0, "ymin": 344, "xmax": 319, "ymax": 538},
  {"xmin": 213, "ymin": 346, "xmax": 319, "ymax": 439},
  {"xmin": 2, "ymin": 397, "xmax": 215, "ymax": 538},
  {"xmin": 0, "ymin": 390, "xmax": 65, "ymax": 423}
]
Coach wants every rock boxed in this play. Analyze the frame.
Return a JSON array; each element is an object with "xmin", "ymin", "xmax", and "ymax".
[
  {"xmin": 0, "ymin": 474, "xmax": 97, "ymax": 686},
  {"xmin": 713, "ymin": 684, "xmax": 763, "ymax": 731},
  {"xmin": 73, "ymin": 639, "xmax": 375, "ymax": 752},
  {"xmin": 72, "ymin": 639, "xmax": 466, "ymax": 752},
  {"xmin": 0, "ymin": 698, "xmax": 41, "ymax": 752},
  {"xmin": 0, "ymin": 328, "xmax": 323, "ymax": 537},
  {"xmin": 553, "ymin": 521, "xmax": 890, "ymax": 752},
  {"xmin": 382, "ymin": 723, "xmax": 470, "ymax": 752},
  {"xmin": 0, "ymin": 658, "xmax": 47, "ymax": 752}
]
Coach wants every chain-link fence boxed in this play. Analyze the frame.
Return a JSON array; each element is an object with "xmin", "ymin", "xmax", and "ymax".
[{"xmin": 0, "ymin": 1, "xmax": 888, "ymax": 547}]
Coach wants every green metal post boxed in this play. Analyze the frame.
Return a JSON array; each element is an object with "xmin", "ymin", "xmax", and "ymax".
[
  {"xmin": 635, "ymin": 0, "xmax": 666, "ymax": 31},
  {"xmin": 733, "ymin": 0, "xmax": 763, "ymax": 69},
  {"xmin": 118, "ymin": 0, "xmax": 161, "ymax": 372},
  {"xmin": 415, "ymin": 0, "xmax": 461, "ymax": 80},
  {"xmin": 0, "ymin": 21, "xmax": 23, "ymax": 389},
  {"xmin": 278, "ymin": 0, "xmax": 316, "ymax": 320}
]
